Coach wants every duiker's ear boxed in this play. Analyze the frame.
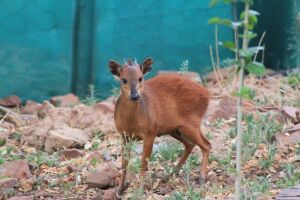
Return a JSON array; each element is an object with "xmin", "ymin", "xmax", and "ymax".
[
  {"xmin": 108, "ymin": 60, "xmax": 121, "ymax": 77},
  {"xmin": 141, "ymin": 57, "xmax": 153, "ymax": 75}
]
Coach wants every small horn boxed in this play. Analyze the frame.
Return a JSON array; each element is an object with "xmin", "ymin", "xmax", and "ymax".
[
  {"xmin": 134, "ymin": 57, "xmax": 137, "ymax": 64},
  {"xmin": 123, "ymin": 58, "xmax": 127, "ymax": 65},
  {"xmin": 128, "ymin": 59, "xmax": 132, "ymax": 65}
]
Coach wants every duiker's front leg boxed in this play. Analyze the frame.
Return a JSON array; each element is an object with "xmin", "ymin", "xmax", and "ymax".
[
  {"xmin": 118, "ymin": 136, "xmax": 131, "ymax": 195},
  {"xmin": 140, "ymin": 136, "xmax": 155, "ymax": 175}
]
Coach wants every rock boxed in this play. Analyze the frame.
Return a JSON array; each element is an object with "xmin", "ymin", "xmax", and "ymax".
[
  {"xmin": 282, "ymin": 106, "xmax": 300, "ymax": 124},
  {"xmin": 20, "ymin": 178, "xmax": 34, "ymax": 192},
  {"xmin": 0, "ymin": 160, "xmax": 32, "ymax": 180},
  {"xmin": 0, "ymin": 178, "xmax": 19, "ymax": 189},
  {"xmin": 274, "ymin": 131, "xmax": 300, "ymax": 153},
  {"xmin": 285, "ymin": 123, "xmax": 300, "ymax": 133},
  {"xmin": 44, "ymin": 124, "xmax": 89, "ymax": 153},
  {"xmin": 8, "ymin": 196, "xmax": 34, "ymax": 200},
  {"xmin": 103, "ymin": 188, "xmax": 117, "ymax": 200},
  {"xmin": 207, "ymin": 95, "xmax": 254, "ymax": 122},
  {"xmin": 59, "ymin": 149, "xmax": 84, "ymax": 159},
  {"xmin": 0, "ymin": 95, "xmax": 21, "ymax": 107},
  {"xmin": 94, "ymin": 102, "xmax": 115, "ymax": 114},
  {"xmin": 207, "ymin": 171, "xmax": 218, "ymax": 183},
  {"xmin": 157, "ymin": 71, "xmax": 202, "ymax": 83},
  {"xmin": 6, "ymin": 116, "xmax": 26, "ymax": 128},
  {"xmin": 256, "ymin": 194, "xmax": 271, "ymax": 200},
  {"xmin": 50, "ymin": 93, "xmax": 79, "ymax": 107},
  {"xmin": 87, "ymin": 151, "xmax": 102, "ymax": 161},
  {"xmin": 22, "ymin": 119, "xmax": 53, "ymax": 149},
  {"xmin": 37, "ymin": 101, "xmax": 56, "ymax": 119},
  {"xmin": 204, "ymin": 67, "xmax": 235, "ymax": 83},
  {"xmin": 21, "ymin": 100, "xmax": 42, "ymax": 115},
  {"xmin": 86, "ymin": 163, "xmax": 120, "ymax": 189}
]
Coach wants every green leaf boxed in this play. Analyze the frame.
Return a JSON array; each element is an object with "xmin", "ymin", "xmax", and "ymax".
[
  {"xmin": 238, "ymin": 31, "xmax": 257, "ymax": 40},
  {"xmin": 0, "ymin": 157, "xmax": 5, "ymax": 165},
  {"xmin": 234, "ymin": 86, "xmax": 255, "ymax": 100},
  {"xmin": 245, "ymin": 62, "xmax": 266, "ymax": 76},
  {"xmin": 239, "ymin": 49, "xmax": 255, "ymax": 59},
  {"xmin": 208, "ymin": 17, "xmax": 232, "ymax": 26},
  {"xmin": 209, "ymin": 0, "xmax": 219, "ymax": 7},
  {"xmin": 219, "ymin": 41, "xmax": 236, "ymax": 50}
]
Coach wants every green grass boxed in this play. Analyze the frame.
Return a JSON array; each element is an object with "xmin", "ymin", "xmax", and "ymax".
[
  {"xmin": 242, "ymin": 113, "xmax": 282, "ymax": 161},
  {"xmin": 242, "ymin": 177, "xmax": 271, "ymax": 199},
  {"xmin": 259, "ymin": 145, "xmax": 276, "ymax": 170},
  {"xmin": 276, "ymin": 163, "xmax": 300, "ymax": 188}
]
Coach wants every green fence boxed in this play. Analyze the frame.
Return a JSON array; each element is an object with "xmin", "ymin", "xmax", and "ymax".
[{"xmin": 0, "ymin": 0, "xmax": 298, "ymax": 102}]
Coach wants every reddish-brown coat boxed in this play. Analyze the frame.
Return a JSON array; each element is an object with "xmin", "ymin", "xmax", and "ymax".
[{"xmin": 108, "ymin": 58, "xmax": 211, "ymax": 194}]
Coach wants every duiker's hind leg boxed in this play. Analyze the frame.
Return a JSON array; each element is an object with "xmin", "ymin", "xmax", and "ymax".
[
  {"xmin": 178, "ymin": 126, "xmax": 212, "ymax": 183},
  {"xmin": 171, "ymin": 132, "xmax": 195, "ymax": 173}
]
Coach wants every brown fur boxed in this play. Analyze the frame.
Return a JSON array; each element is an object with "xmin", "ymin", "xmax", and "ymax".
[{"xmin": 108, "ymin": 58, "xmax": 211, "ymax": 194}]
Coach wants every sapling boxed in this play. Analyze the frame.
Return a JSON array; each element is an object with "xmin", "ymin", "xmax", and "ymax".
[{"xmin": 209, "ymin": 0, "xmax": 266, "ymax": 199}]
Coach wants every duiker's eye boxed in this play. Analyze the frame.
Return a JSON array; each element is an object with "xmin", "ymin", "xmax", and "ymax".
[
  {"xmin": 138, "ymin": 77, "xmax": 143, "ymax": 82},
  {"xmin": 122, "ymin": 79, "xmax": 128, "ymax": 84}
]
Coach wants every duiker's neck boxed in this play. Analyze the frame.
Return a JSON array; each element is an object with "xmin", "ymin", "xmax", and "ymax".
[{"xmin": 119, "ymin": 93, "xmax": 141, "ymax": 118}]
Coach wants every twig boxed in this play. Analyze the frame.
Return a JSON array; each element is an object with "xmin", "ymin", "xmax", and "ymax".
[
  {"xmin": 209, "ymin": 45, "xmax": 225, "ymax": 90},
  {"xmin": 253, "ymin": 31, "xmax": 266, "ymax": 62}
]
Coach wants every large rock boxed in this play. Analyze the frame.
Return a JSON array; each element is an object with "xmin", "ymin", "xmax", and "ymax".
[
  {"xmin": 103, "ymin": 188, "xmax": 117, "ymax": 200},
  {"xmin": 0, "ymin": 95, "xmax": 21, "ymax": 107},
  {"xmin": 8, "ymin": 196, "xmax": 34, "ymax": 200},
  {"xmin": 22, "ymin": 119, "xmax": 53, "ymax": 149},
  {"xmin": 207, "ymin": 95, "xmax": 254, "ymax": 122},
  {"xmin": 157, "ymin": 71, "xmax": 202, "ymax": 83},
  {"xmin": 59, "ymin": 149, "xmax": 84, "ymax": 159},
  {"xmin": 94, "ymin": 101, "xmax": 115, "ymax": 114},
  {"xmin": 22, "ymin": 101, "xmax": 115, "ymax": 150},
  {"xmin": 86, "ymin": 163, "xmax": 120, "ymax": 189},
  {"xmin": 50, "ymin": 93, "xmax": 80, "ymax": 107},
  {"xmin": 21, "ymin": 100, "xmax": 42, "ymax": 115},
  {"xmin": 0, "ymin": 160, "xmax": 32, "ymax": 180},
  {"xmin": 0, "ymin": 178, "xmax": 19, "ymax": 189},
  {"xmin": 282, "ymin": 106, "xmax": 300, "ymax": 124},
  {"xmin": 274, "ymin": 131, "xmax": 300, "ymax": 153},
  {"xmin": 44, "ymin": 124, "xmax": 89, "ymax": 153}
]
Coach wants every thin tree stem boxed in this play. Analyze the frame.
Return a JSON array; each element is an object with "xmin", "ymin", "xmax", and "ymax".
[{"xmin": 235, "ymin": 2, "xmax": 250, "ymax": 200}]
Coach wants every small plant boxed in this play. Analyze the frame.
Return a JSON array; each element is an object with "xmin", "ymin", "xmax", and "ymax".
[
  {"xmin": 111, "ymin": 86, "xmax": 120, "ymax": 97},
  {"xmin": 157, "ymin": 142, "xmax": 183, "ymax": 162},
  {"xmin": 82, "ymin": 84, "xmax": 98, "ymax": 105},
  {"xmin": 259, "ymin": 145, "xmax": 276, "ymax": 170},
  {"xmin": 27, "ymin": 151, "xmax": 59, "ymax": 169},
  {"xmin": 206, "ymin": 131, "xmax": 213, "ymax": 140},
  {"xmin": 179, "ymin": 60, "xmax": 189, "ymax": 75},
  {"xmin": 128, "ymin": 157, "xmax": 141, "ymax": 174},
  {"xmin": 277, "ymin": 163, "xmax": 300, "ymax": 188},
  {"xmin": 242, "ymin": 177, "xmax": 271, "ymax": 199}
]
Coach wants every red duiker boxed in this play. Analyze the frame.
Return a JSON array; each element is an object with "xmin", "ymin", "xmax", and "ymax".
[{"xmin": 108, "ymin": 58, "xmax": 211, "ymax": 194}]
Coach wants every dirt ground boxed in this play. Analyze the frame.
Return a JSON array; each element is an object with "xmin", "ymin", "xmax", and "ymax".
[{"xmin": 0, "ymin": 69, "xmax": 299, "ymax": 200}]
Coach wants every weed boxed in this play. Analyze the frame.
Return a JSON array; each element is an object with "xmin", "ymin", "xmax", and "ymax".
[
  {"xmin": 27, "ymin": 151, "xmax": 59, "ymax": 169},
  {"xmin": 277, "ymin": 163, "xmax": 300, "ymax": 188},
  {"xmin": 82, "ymin": 84, "xmax": 98, "ymax": 105},
  {"xmin": 158, "ymin": 142, "xmax": 183, "ymax": 162},
  {"xmin": 179, "ymin": 60, "xmax": 189, "ymax": 75},
  {"xmin": 128, "ymin": 157, "xmax": 141, "ymax": 174},
  {"xmin": 130, "ymin": 187, "xmax": 144, "ymax": 200},
  {"xmin": 111, "ymin": 86, "xmax": 120, "ymax": 98},
  {"xmin": 206, "ymin": 131, "xmax": 213, "ymax": 140},
  {"xmin": 259, "ymin": 145, "xmax": 276, "ymax": 170},
  {"xmin": 242, "ymin": 177, "xmax": 271, "ymax": 199},
  {"xmin": 242, "ymin": 114, "xmax": 282, "ymax": 161}
]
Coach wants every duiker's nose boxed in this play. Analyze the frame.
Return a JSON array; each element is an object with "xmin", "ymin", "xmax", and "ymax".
[{"xmin": 130, "ymin": 92, "xmax": 140, "ymax": 101}]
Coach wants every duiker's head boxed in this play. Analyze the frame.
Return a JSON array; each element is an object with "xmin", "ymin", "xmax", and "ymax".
[{"xmin": 108, "ymin": 57, "xmax": 153, "ymax": 101}]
